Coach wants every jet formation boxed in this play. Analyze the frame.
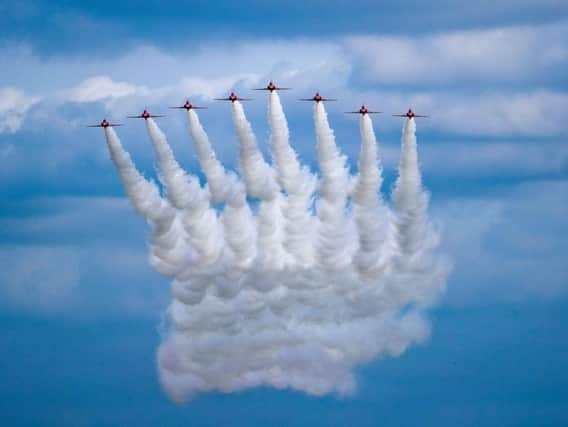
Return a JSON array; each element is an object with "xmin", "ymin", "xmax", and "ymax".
[{"xmin": 88, "ymin": 81, "xmax": 428, "ymax": 127}]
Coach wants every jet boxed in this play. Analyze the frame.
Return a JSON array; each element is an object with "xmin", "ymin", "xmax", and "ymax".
[
  {"xmin": 392, "ymin": 108, "xmax": 429, "ymax": 119},
  {"xmin": 253, "ymin": 81, "xmax": 291, "ymax": 92},
  {"xmin": 214, "ymin": 92, "xmax": 252, "ymax": 102},
  {"xmin": 299, "ymin": 92, "xmax": 337, "ymax": 103},
  {"xmin": 127, "ymin": 109, "xmax": 165, "ymax": 120},
  {"xmin": 87, "ymin": 118, "xmax": 123, "ymax": 128},
  {"xmin": 169, "ymin": 99, "xmax": 207, "ymax": 110},
  {"xmin": 345, "ymin": 105, "xmax": 383, "ymax": 115}
]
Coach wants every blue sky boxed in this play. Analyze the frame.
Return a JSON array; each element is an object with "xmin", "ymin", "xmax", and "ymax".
[{"xmin": 1, "ymin": 0, "xmax": 567, "ymax": 425}]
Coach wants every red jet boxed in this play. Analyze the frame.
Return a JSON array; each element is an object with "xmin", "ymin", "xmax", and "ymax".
[
  {"xmin": 345, "ymin": 105, "xmax": 383, "ymax": 115},
  {"xmin": 214, "ymin": 92, "xmax": 252, "ymax": 102},
  {"xmin": 299, "ymin": 92, "xmax": 337, "ymax": 103},
  {"xmin": 393, "ymin": 108, "xmax": 429, "ymax": 119},
  {"xmin": 127, "ymin": 109, "xmax": 165, "ymax": 120},
  {"xmin": 253, "ymin": 81, "xmax": 291, "ymax": 92},
  {"xmin": 169, "ymin": 99, "xmax": 207, "ymax": 110},
  {"xmin": 87, "ymin": 118, "xmax": 123, "ymax": 128}
]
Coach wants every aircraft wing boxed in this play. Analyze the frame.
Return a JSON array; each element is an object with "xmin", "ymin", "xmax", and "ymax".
[
  {"xmin": 320, "ymin": 98, "xmax": 337, "ymax": 101},
  {"xmin": 215, "ymin": 97, "xmax": 251, "ymax": 101},
  {"xmin": 253, "ymin": 87, "xmax": 291, "ymax": 91},
  {"xmin": 86, "ymin": 123, "xmax": 123, "ymax": 127},
  {"xmin": 345, "ymin": 111, "xmax": 383, "ymax": 114},
  {"xmin": 392, "ymin": 114, "xmax": 408, "ymax": 117},
  {"xmin": 169, "ymin": 106, "xmax": 208, "ymax": 109},
  {"xmin": 414, "ymin": 114, "xmax": 429, "ymax": 118}
]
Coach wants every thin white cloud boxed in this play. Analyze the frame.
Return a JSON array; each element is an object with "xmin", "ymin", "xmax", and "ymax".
[
  {"xmin": 62, "ymin": 75, "xmax": 150, "ymax": 103},
  {"xmin": 342, "ymin": 88, "xmax": 568, "ymax": 136},
  {"xmin": 434, "ymin": 90, "xmax": 568, "ymax": 136},
  {"xmin": 376, "ymin": 139, "xmax": 568, "ymax": 178},
  {"xmin": 345, "ymin": 21, "xmax": 568, "ymax": 85},
  {"xmin": 1, "ymin": 23, "xmax": 567, "ymax": 137},
  {"xmin": 0, "ymin": 41, "xmax": 345, "ymax": 95},
  {"xmin": 0, "ymin": 87, "xmax": 39, "ymax": 133},
  {"xmin": 423, "ymin": 141, "xmax": 568, "ymax": 176}
]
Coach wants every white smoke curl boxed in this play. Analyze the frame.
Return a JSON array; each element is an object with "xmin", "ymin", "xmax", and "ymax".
[{"xmin": 102, "ymin": 92, "xmax": 449, "ymax": 403}]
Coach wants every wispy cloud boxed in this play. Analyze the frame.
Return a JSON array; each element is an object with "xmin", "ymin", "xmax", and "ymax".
[
  {"xmin": 345, "ymin": 21, "xmax": 568, "ymax": 85},
  {"xmin": 0, "ymin": 87, "xmax": 40, "ymax": 133},
  {"xmin": 62, "ymin": 76, "xmax": 150, "ymax": 103},
  {"xmin": 2, "ymin": 21, "xmax": 566, "ymax": 138},
  {"xmin": 379, "ymin": 140, "xmax": 568, "ymax": 178}
]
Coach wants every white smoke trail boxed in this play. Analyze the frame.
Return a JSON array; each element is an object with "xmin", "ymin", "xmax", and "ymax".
[
  {"xmin": 186, "ymin": 110, "xmax": 237, "ymax": 204},
  {"xmin": 107, "ymin": 101, "xmax": 449, "ymax": 403},
  {"xmin": 144, "ymin": 119, "xmax": 203, "ymax": 210},
  {"xmin": 392, "ymin": 119, "xmax": 432, "ymax": 262},
  {"xmin": 103, "ymin": 127, "xmax": 189, "ymax": 277},
  {"xmin": 231, "ymin": 101, "xmax": 288, "ymax": 271},
  {"xmin": 147, "ymin": 118, "xmax": 257, "ymax": 304},
  {"xmin": 145, "ymin": 118, "xmax": 223, "ymax": 268},
  {"xmin": 313, "ymin": 102, "xmax": 355, "ymax": 271},
  {"xmin": 352, "ymin": 114, "xmax": 391, "ymax": 278},
  {"xmin": 390, "ymin": 118, "xmax": 449, "ymax": 305},
  {"xmin": 268, "ymin": 92, "xmax": 304, "ymax": 190},
  {"xmin": 185, "ymin": 109, "xmax": 257, "ymax": 271},
  {"xmin": 104, "ymin": 126, "xmax": 167, "ymax": 220},
  {"xmin": 231, "ymin": 101, "xmax": 279, "ymax": 200},
  {"xmin": 268, "ymin": 92, "xmax": 315, "ymax": 268}
]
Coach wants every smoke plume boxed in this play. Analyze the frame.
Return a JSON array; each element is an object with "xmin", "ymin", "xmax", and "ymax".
[{"xmin": 103, "ymin": 97, "xmax": 449, "ymax": 403}]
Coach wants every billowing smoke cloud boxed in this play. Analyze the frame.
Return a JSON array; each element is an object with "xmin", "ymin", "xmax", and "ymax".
[
  {"xmin": 103, "ymin": 127, "xmax": 189, "ymax": 277},
  {"xmin": 103, "ymin": 95, "xmax": 449, "ymax": 403}
]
